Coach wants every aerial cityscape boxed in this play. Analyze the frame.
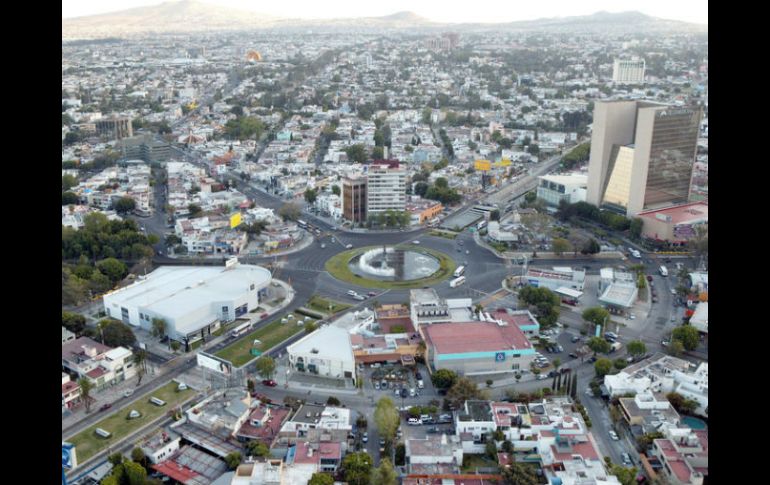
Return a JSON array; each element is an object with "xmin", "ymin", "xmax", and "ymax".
[{"xmin": 61, "ymin": 1, "xmax": 708, "ymax": 484}]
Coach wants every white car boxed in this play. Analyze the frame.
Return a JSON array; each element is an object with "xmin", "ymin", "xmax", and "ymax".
[
  {"xmin": 609, "ymin": 430, "xmax": 620, "ymax": 441},
  {"xmin": 412, "ymin": 240, "xmax": 420, "ymax": 245},
  {"xmin": 124, "ymin": 389, "xmax": 134, "ymax": 397},
  {"xmin": 346, "ymin": 244, "xmax": 353, "ymax": 249}
]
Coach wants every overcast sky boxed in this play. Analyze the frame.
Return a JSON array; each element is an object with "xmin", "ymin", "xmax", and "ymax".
[{"xmin": 62, "ymin": 0, "xmax": 708, "ymax": 25}]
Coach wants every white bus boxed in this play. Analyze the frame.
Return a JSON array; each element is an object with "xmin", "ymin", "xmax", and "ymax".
[
  {"xmin": 454, "ymin": 266, "xmax": 466, "ymax": 278},
  {"xmin": 477, "ymin": 220, "xmax": 487, "ymax": 230},
  {"xmin": 449, "ymin": 276, "xmax": 466, "ymax": 288},
  {"xmin": 659, "ymin": 266, "xmax": 668, "ymax": 277},
  {"xmin": 297, "ymin": 220, "xmax": 308, "ymax": 229},
  {"xmin": 230, "ymin": 321, "xmax": 252, "ymax": 338}
]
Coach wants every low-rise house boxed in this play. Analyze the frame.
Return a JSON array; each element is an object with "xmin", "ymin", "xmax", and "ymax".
[
  {"xmin": 604, "ymin": 353, "xmax": 708, "ymax": 417},
  {"xmin": 405, "ymin": 434, "xmax": 464, "ymax": 475},
  {"xmin": 62, "ymin": 373, "xmax": 80, "ymax": 410},
  {"xmin": 61, "ymin": 337, "xmax": 136, "ymax": 390}
]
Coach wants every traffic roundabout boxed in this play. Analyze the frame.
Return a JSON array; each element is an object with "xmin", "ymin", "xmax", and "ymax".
[{"xmin": 324, "ymin": 244, "xmax": 457, "ymax": 289}]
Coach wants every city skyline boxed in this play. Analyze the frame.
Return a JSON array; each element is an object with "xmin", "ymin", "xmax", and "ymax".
[{"xmin": 62, "ymin": 0, "xmax": 708, "ymax": 25}]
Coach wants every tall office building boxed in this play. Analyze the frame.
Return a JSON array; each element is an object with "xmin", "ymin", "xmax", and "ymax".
[
  {"xmin": 612, "ymin": 59, "xmax": 646, "ymax": 84},
  {"xmin": 586, "ymin": 100, "xmax": 701, "ymax": 217},
  {"xmin": 95, "ymin": 115, "xmax": 133, "ymax": 140},
  {"xmin": 366, "ymin": 161, "xmax": 407, "ymax": 214},
  {"xmin": 342, "ymin": 177, "xmax": 367, "ymax": 223}
]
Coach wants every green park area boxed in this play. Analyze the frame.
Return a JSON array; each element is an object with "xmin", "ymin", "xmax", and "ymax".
[
  {"xmin": 215, "ymin": 313, "xmax": 321, "ymax": 367},
  {"xmin": 324, "ymin": 245, "xmax": 456, "ymax": 289},
  {"xmin": 307, "ymin": 295, "xmax": 351, "ymax": 315},
  {"xmin": 68, "ymin": 381, "xmax": 193, "ymax": 463}
]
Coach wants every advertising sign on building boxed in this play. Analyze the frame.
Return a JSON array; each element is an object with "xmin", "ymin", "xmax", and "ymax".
[
  {"xmin": 197, "ymin": 352, "xmax": 233, "ymax": 376},
  {"xmin": 230, "ymin": 212, "xmax": 242, "ymax": 229},
  {"xmin": 474, "ymin": 160, "xmax": 491, "ymax": 171},
  {"xmin": 495, "ymin": 352, "xmax": 506, "ymax": 362}
]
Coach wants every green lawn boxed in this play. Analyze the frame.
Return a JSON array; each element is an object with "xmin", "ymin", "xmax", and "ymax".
[
  {"xmin": 324, "ymin": 245, "xmax": 456, "ymax": 289},
  {"xmin": 429, "ymin": 230, "xmax": 458, "ymax": 239},
  {"xmin": 307, "ymin": 295, "xmax": 351, "ymax": 315},
  {"xmin": 68, "ymin": 381, "xmax": 193, "ymax": 464},
  {"xmin": 462, "ymin": 455, "xmax": 499, "ymax": 472},
  {"xmin": 215, "ymin": 314, "xmax": 320, "ymax": 367}
]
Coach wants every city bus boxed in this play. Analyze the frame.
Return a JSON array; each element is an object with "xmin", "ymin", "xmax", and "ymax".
[
  {"xmin": 230, "ymin": 321, "xmax": 252, "ymax": 338},
  {"xmin": 454, "ymin": 266, "xmax": 466, "ymax": 278},
  {"xmin": 449, "ymin": 276, "xmax": 466, "ymax": 288},
  {"xmin": 297, "ymin": 220, "xmax": 308, "ymax": 229},
  {"xmin": 659, "ymin": 266, "xmax": 668, "ymax": 277}
]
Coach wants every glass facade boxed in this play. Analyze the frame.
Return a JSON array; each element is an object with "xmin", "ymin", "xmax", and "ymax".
[
  {"xmin": 643, "ymin": 109, "xmax": 701, "ymax": 209},
  {"xmin": 601, "ymin": 145, "xmax": 635, "ymax": 210}
]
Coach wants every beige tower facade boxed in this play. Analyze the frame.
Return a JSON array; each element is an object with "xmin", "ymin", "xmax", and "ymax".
[{"xmin": 586, "ymin": 101, "xmax": 701, "ymax": 217}]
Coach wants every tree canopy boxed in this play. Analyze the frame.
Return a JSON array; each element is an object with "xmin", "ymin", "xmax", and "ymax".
[{"xmin": 672, "ymin": 325, "xmax": 700, "ymax": 351}]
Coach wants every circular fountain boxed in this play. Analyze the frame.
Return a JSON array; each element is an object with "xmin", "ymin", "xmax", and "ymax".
[{"xmin": 348, "ymin": 246, "xmax": 440, "ymax": 281}]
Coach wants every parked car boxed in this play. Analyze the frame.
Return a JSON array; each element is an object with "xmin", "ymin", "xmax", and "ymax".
[
  {"xmin": 346, "ymin": 244, "xmax": 353, "ymax": 249},
  {"xmin": 362, "ymin": 432, "xmax": 368, "ymax": 443},
  {"xmin": 401, "ymin": 388, "xmax": 408, "ymax": 398},
  {"xmin": 556, "ymin": 345, "xmax": 564, "ymax": 353},
  {"xmin": 407, "ymin": 418, "xmax": 422, "ymax": 426},
  {"xmin": 409, "ymin": 388, "xmax": 416, "ymax": 397},
  {"xmin": 569, "ymin": 353, "xmax": 578, "ymax": 359},
  {"xmin": 123, "ymin": 389, "xmax": 134, "ymax": 397},
  {"xmin": 609, "ymin": 430, "xmax": 620, "ymax": 441},
  {"xmin": 547, "ymin": 371, "xmax": 557, "ymax": 378},
  {"xmin": 537, "ymin": 374, "xmax": 549, "ymax": 380},
  {"xmin": 571, "ymin": 335, "xmax": 581, "ymax": 343},
  {"xmin": 374, "ymin": 382, "xmax": 380, "ymax": 390},
  {"xmin": 621, "ymin": 453, "xmax": 633, "ymax": 466},
  {"xmin": 99, "ymin": 403, "xmax": 112, "ymax": 412},
  {"xmin": 439, "ymin": 414, "xmax": 452, "ymax": 422},
  {"xmin": 646, "ymin": 275, "xmax": 653, "ymax": 281},
  {"xmin": 412, "ymin": 240, "xmax": 420, "ymax": 245},
  {"xmin": 415, "ymin": 371, "xmax": 423, "ymax": 380},
  {"xmin": 262, "ymin": 379, "xmax": 277, "ymax": 387},
  {"xmin": 368, "ymin": 291, "xmax": 377, "ymax": 297}
]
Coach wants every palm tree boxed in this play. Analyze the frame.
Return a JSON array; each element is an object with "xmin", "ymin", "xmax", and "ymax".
[
  {"xmin": 133, "ymin": 350, "xmax": 147, "ymax": 386},
  {"xmin": 79, "ymin": 377, "xmax": 94, "ymax": 413}
]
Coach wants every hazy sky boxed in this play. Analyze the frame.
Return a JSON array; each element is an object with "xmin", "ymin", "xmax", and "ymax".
[{"xmin": 62, "ymin": 0, "xmax": 708, "ymax": 25}]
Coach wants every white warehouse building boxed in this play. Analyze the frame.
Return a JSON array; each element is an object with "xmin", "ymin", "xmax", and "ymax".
[
  {"xmin": 287, "ymin": 325, "xmax": 356, "ymax": 384},
  {"xmin": 102, "ymin": 261, "xmax": 271, "ymax": 347}
]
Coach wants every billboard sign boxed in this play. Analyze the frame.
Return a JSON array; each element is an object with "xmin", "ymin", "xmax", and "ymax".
[
  {"xmin": 62, "ymin": 442, "xmax": 77, "ymax": 470},
  {"xmin": 230, "ymin": 212, "xmax": 242, "ymax": 229},
  {"xmin": 197, "ymin": 352, "xmax": 233, "ymax": 375},
  {"xmin": 474, "ymin": 160, "xmax": 491, "ymax": 171}
]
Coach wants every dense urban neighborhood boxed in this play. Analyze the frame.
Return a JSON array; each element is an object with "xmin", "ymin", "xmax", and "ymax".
[{"xmin": 62, "ymin": 3, "xmax": 708, "ymax": 485}]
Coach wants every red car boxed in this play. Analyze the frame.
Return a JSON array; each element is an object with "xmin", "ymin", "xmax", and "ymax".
[
  {"xmin": 646, "ymin": 275, "xmax": 653, "ymax": 281},
  {"xmin": 261, "ymin": 313, "xmax": 269, "ymax": 319},
  {"xmin": 99, "ymin": 403, "xmax": 112, "ymax": 412},
  {"xmin": 262, "ymin": 379, "xmax": 277, "ymax": 387}
]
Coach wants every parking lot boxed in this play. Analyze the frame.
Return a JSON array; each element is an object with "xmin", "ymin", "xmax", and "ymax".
[{"xmin": 360, "ymin": 362, "xmax": 438, "ymax": 405}]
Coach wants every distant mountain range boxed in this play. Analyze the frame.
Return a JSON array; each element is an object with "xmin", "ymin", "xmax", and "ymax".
[{"xmin": 62, "ymin": 1, "xmax": 707, "ymax": 39}]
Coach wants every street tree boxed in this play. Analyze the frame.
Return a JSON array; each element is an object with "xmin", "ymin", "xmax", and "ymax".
[
  {"xmin": 594, "ymin": 358, "xmax": 613, "ymax": 377},
  {"xmin": 304, "ymin": 188, "xmax": 318, "ymax": 204},
  {"xmin": 431, "ymin": 369, "xmax": 458, "ymax": 389},
  {"xmin": 446, "ymin": 377, "xmax": 487, "ymax": 409},
  {"xmin": 101, "ymin": 320, "xmax": 137, "ymax": 347},
  {"xmin": 278, "ymin": 202, "xmax": 301, "ymax": 221},
  {"xmin": 627, "ymin": 340, "xmax": 647, "ymax": 358},
  {"xmin": 188, "ymin": 204, "xmax": 202, "ymax": 217},
  {"xmin": 62, "ymin": 174, "xmax": 78, "ymax": 191},
  {"xmin": 344, "ymin": 144, "xmax": 368, "ymax": 163},
  {"xmin": 130, "ymin": 447, "xmax": 147, "ymax": 467},
  {"xmin": 371, "ymin": 458, "xmax": 398, "ymax": 485},
  {"xmin": 668, "ymin": 340, "xmax": 685, "ymax": 356},
  {"xmin": 255, "ymin": 356, "xmax": 276, "ymax": 380},
  {"xmin": 341, "ymin": 451, "xmax": 373, "ymax": 485},
  {"xmin": 151, "ymin": 318, "xmax": 167, "ymax": 339},
  {"xmin": 581, "ymin": 238, "xmax": 601, "ymax": 255},
  {"xmin": 133, "ymin": 350, "xmax": 147, "ymax": 386},
  {"xmin": 587, "ymin": 337, "xmax": 611, "ymax": 355},
  {"xmin": 331, "ymin": 185, "xmax": 340, "ymax": 195},
  {"xmin": 62, "ymin": 311, "xmax": 87, "ymax": 335},
  {"xmin": 582, "ymin": 307, "xmax": 610, "ymax": 329},
  {"xmin": 552, "ymin": 238, "xmax": 571, "ymax": 256},
  {"xmin": 672, "ymin": 325, "xmax": 699, "ymax": 351},
  {"xmin": 114, "ymin": 197, "xmax": 137, "ymax": 215},
  {"xmin": 308, "ymin": 473, "xmax": 334, "ymax": 485},
  {"xmin": 609, "ymin": 465, "xmax": 638, "ymax": 485},
  {"xmin": 374, "ymin": 397, "xmax": 400, "ymax": 445},
  {"xmin": 79, "ymin": 377, "xmax": 94, "ymax": 413}
]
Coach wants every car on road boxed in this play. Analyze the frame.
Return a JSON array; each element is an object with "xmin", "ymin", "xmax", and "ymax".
[
  {"xmin": 407, "ymin": 418, "xmax": 422, "ymax": 426},
  {"xmin": 670, "ymin": 316, "xmax": 677, "ymax": 322},
  {"xmin": 346, "ymin": 244, "xmax": 353, "ymax": 249},
  {"xmin": 646, "ymin": 275, "xmax": 653, "ymax": 281},
  {"xmin": 569, "ymin": 353, "xmax": 578, "ymax": 359},
  {"xmin": 401, "ymin": 388, "xmax": 408, "ymax": 398},
  {"xmin": 458, "ymin": 241, "xmax": 464, "ymax": 246},
  {"xmin": 571, "ymin": 335, "xmax": 581, "ymax": 343},
  {"xmin": 556, "ymin": 345, "xmax": 564, "ymax": 353},
  {"xmin": 124, "ymin": 389, "xmax": 134, "ymax": 397},
  {"xmin": 621, "ymin": 452, "xmax": 633, "ymax": 466},
  {"xmin": 547, "ymin": 371, "xmax": 557, "ymax": 378},
  {"xmin": 394, "ymin": 388, "xmax": 400, "ymax": 397},
  {"xmin": 465, "ymin": 250, "xmax": 470, "ymax": 255},
  {"xmin": 537, "ymin": 374, "xmax": 549, "ymax": 380},
  {"xmin": 379, "ymin": 438, "xmax": 386, "ymax": 447},
  {"xmin": 409, "ymin": 388, "xmax": 416, "ymax": 397},
  {"xmin": 381, "ymin": 380, "xmax": 388, "ymax": 389},
  {"xmin": 99, "ymin": 403, "xmax": 112, "ymax": 412},
  {"xmin": 661, "ymin": 340, "xmax": 670, "ymax": 347},
  {"xmin": 353, "ymin": 294, "xmax": 366, "ymax": 301},
  {"xmin": 426, "ymin": 426, "xmax": 442, "ymax": 434},
  {"xmin": 609, "ymin": 430, "xmax": 620, "ymax": 441},
  {"xmin": 412, "ymin": 240, "xmax": 420, "ymax": 245},
  {"xmin": 374, "ymin": 381, "xmax": 380, "ymax": 390},
  {"xmin": 629, "ymin": 314, "xmax": 636, "ymax": 320},
  {"xmin": 262, "ymin": 379, "xmax": 277, "ymax": 387},
  {"xmin": 347, "ymin": 290, "xmax": 357, "ymax": 296},
  {"xmin": 320, "ymin": 243, "xmax": 326, "ymax": 249},
  {"xmin": 362, "ymin": 432, "xmax": 368, "ymax": 443},
  {"xmin": 368, "ymin": 291, "xmax": 378, "ymax": 297}
]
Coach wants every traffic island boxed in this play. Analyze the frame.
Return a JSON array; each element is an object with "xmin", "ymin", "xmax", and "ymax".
[{"xmin": 324, "ymin": 245, "xmax": 456, "ymax": 289}]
